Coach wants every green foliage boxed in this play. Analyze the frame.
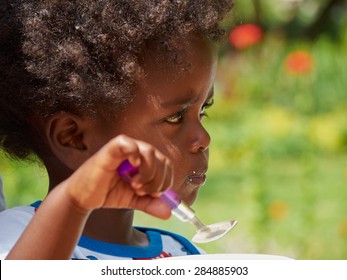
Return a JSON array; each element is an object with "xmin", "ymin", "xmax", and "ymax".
[{"xmin": 0, "ymin": 153, "xmax": 47, "ymax": 207}]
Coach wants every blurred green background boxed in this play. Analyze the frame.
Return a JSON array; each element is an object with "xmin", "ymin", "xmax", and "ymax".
[{"xmin": 1, "ymin": 0, "xmax": 347, "ymax": 259}]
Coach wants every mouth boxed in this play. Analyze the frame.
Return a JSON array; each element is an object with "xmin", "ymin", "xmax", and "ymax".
[
  {"xmin": 179, "ymin": 168, "xmax": 208, "ymax": 205},
  {"xmin": 187, "ymin": 171, "xmax": 207, "ymax": 188}
]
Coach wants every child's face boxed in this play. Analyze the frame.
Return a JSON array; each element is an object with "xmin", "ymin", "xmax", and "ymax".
[{"xmin": 92, "ymin": 35, "xmax": 217, "ymax": 205}]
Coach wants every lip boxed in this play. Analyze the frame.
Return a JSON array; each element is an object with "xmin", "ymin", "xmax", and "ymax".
[{"xmin": 187, "ymin": 172, "xmax": 207, "ymax": 188}]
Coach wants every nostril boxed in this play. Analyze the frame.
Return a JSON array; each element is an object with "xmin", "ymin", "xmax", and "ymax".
[
  {"xmin": 198, "ymin": 145, "xmax": 209, "ymax": 152},
  {"xmin": 189, "ymin": 126, "xmax": 210, "ymax": 153}
]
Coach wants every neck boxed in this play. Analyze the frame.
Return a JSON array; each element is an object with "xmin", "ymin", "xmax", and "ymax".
[{"xmin": 82, "ymin": 208, "xmax": 148, "ymax": 246}]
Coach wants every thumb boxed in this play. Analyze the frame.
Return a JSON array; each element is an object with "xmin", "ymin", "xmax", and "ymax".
[{"xmin": 134, "ymin": 197, "xmax": 172, "ymax": 220}]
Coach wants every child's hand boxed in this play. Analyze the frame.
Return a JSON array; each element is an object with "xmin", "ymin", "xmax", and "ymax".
[{"xmin": 61, "ymin": 135, "xmax": 173, "ymax": 219}]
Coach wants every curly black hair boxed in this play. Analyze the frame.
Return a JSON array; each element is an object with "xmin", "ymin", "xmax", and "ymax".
[{"xmin": 0, "ymin": 0, "xmax": 234, "ymax": 161}]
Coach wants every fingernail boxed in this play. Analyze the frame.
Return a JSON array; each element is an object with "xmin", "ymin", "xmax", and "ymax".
[{"xmin": 130, "ymin": 157, "xmax": 141, "ymax": 167}]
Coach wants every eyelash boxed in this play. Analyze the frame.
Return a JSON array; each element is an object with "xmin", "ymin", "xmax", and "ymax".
[
  {"xmin": 165, "ymin": 98, "xmax": 214, "ymax": 124},
  {"xmin": 200, "ymin": 98, "xmax": 214, "ymax": 118}
]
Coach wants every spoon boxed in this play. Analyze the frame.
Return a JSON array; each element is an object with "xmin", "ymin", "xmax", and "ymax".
[{"xmin": 117, "ymin": 159, "xmax": 237, "ymax": 243}]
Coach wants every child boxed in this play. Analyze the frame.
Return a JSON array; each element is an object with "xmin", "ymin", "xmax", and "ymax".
[{"xmin": 0, "ymin": 0, "xmax": 234, "ymax": 259}]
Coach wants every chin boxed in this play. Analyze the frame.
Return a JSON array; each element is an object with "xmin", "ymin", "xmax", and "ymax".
[{"xmin": 180, "ymin": 187, "xmax": 200, "ymax": 206}]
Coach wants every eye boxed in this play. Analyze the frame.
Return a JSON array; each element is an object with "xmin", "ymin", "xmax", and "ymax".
[
  {"xmin": 165, "ymin": 109, "xmax": 187, "ymax": 124},
  {"xmin": 200, "ymin": 98, "xmax": 214, "ymax": 118}
]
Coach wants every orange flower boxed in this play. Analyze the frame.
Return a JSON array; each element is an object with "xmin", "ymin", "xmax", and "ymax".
[
  {"xmin": 338, "ymin": 220, "xmax": 347, "ymax": 237},
  {"xmin": 268, "ymin": 201, "xmax": 288, "ymax": 221},
  {"xmin": 229, "ymin": 24, "xmax": 263, "ymax": 49},
  {"xmin": 284, "ymin": 50, "xmax": 314, "ymax": 75}
]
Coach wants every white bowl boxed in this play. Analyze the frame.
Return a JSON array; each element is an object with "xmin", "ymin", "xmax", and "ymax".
[{"xmin": 167, "ymin": 254, "xmax": 293, "ymax": 260}]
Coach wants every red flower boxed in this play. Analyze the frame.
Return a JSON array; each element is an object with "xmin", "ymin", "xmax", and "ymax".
[
  {"xmin": 284, "ymin": 50, "xmax": 314, "ymax": 75},
  {"xmin": 229, "ymin": 24, "xmax": 263, "ymax": 49}
]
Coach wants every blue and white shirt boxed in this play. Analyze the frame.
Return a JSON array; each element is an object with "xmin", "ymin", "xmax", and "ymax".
[{"xmin": 0, "ymin": 201, "xmax": 203, "ymax": 259}]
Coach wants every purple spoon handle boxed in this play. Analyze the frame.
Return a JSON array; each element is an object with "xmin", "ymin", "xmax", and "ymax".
[
  {"xmin": 116, "ymin": 159, "xmax": 180, "ymax": 209},
  {"xmin": 116, "ymin": 159, "xmax": 139, "ymax": 182}
]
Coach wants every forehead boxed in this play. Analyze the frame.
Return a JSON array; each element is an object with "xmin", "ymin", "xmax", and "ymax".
[
  {"xmin": 133, "ymin": 34, "xmax": 217, "ymax": 103},
  {"xmin": 142, "ymin": 34, "xmax": 216, "ymax": 79}
]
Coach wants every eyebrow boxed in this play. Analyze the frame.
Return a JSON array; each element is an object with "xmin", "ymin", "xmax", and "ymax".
[{"xmin": 161, "ymin": 87, "xmax": 214, "ymax": 108}]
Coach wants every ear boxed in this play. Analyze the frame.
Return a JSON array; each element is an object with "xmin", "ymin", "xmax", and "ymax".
[{"xmin": 45, "ymin": 112, "xmax": 89, "ymax": 170}]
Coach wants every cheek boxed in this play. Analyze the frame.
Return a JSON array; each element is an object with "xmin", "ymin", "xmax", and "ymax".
[
  {"xmin": 171, "ymin": 155, "xmax": 187, "ymax": 182},
  {"xmin": 159, "ymin": 142, "xmax": 187, "ymax": 180},
  {"xmin": 88, "ymin": 123, "xmax": 119, "ymax": 154}
]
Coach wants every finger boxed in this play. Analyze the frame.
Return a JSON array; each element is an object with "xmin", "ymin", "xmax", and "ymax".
[
  {"xmin": 143, "ymin": 152, "xmax": 168, "ymax": 193},
  {"xmin": 103, "ymin": 186, "xmax": 171, "ymax": 219},
  {"xmin": 133, "ymin": 151, "xmax": 170, "ymax": 194},
  {"xmin": 161, "ymin": 158, "xmax": 174, "ymax": 192},
  {"xmin": 132, "ymin": 196, "xmax": 172, "ymax": 220},
  {"xmin": 94, "ymin": 135, "xmax": 142, "ymax": 172},
  {"xmin": 146, "ymin": 157, "xmax": 173, "ymax": 197},
  {"xmin": 130, "ymin": 144, "xmax": 157, "ymax": 187}
]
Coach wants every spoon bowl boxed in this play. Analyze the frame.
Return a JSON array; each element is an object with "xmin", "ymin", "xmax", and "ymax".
[{"xmin": 192, "ymin": 220, "xmax": 238, "ymax": 243}]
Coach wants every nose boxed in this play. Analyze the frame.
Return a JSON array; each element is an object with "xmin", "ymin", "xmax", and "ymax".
[{"xmin": 188, "ymin": 123, "xmax": 211, "ymax": 153}]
